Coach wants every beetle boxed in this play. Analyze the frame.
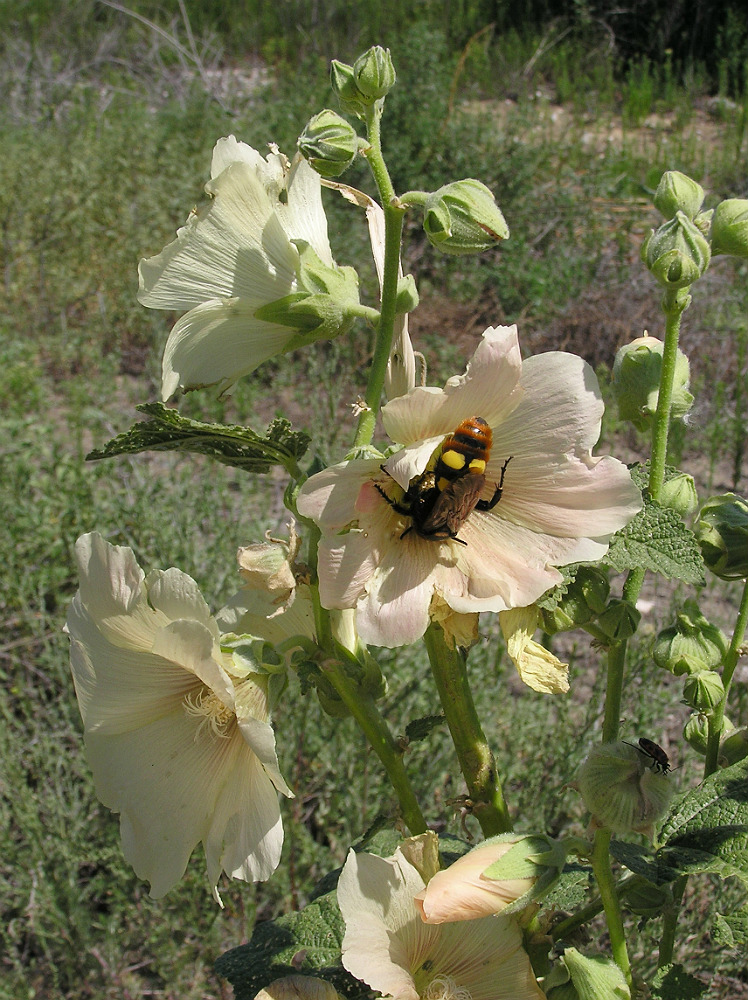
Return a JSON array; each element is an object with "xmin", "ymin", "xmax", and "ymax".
[
  {"xmin": 374, "ymin": 416, "xmax": 511, "ymax": 544},
  {"xmin": 624, "ymin": 737, "xmax": 671, "ymax": 774}
]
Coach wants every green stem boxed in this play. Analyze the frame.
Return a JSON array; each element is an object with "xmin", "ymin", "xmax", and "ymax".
[
  {"xmin": 704, "ymin": 575, "xmax": 748, "ymax": 776},
  {"xmin": 648, "ymin": 287, "xmax": 690, "ymax": 502},
  {"xmin": 309, "ymin": 585, "xmax": 427, "ymax": 835},
  {"xmin": 591, "ymin": 828, "xmax": 632, "ymax": 986},
  {"xmin": 658, "ymin": 875, "xmax": 686, "ymax": 967},
  {"xmin": 424, "ymin": 624, "xmax": 512, "ymax": 835},
  {"xmin": 353, "ymin": 103, "xmax": 405, "ymax": 448}
]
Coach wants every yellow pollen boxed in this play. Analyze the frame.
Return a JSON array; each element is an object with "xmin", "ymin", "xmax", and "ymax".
[
  {"xmin": 424, "ymin": 975, "xmax": 472, "ymax": 1000},
  {"xmin": 467, "ymin": 458, "xmax": 486, "ymax": 473},
  {"xmin": 441, "ymin": 449, "xmax": 465, "ymax": 471},
  {"xmin": 183, "ymin": 687, "xmax": 234, "ymax": 739}
]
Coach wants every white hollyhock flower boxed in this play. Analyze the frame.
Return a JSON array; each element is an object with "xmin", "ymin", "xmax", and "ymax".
[
  {"xmin": 297, "ymin": 325, "xmax": 642, "ymax": 648},
  {"xmin": 139, "ymin": 135, "xmax": 356, "ymax": 399},
  {"xmin": 65, "ymin": 532, "xmax": 292, "ymax": 904},
  {"xmin": 337, "ymin": 834, "xmax": 544, "ymax": 1000}
]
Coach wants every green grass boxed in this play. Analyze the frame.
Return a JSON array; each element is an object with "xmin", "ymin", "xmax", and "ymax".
[{"xmin": 2, "ymin": 10, "xmax": 748, "ymax": 999}]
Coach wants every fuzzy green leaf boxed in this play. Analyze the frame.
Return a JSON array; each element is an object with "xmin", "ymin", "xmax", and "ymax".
[
  {"xmin": 650, "ymin": 964, "xmax": 708, "ymax": 999},
  {"xmin": 713, "ymin": 908, "xmax": 748, "ymax": 949},
  {"xmin": 87, "ymin": 402, "xmax": 310, "ymax": 475},
  {"xmin": 605, "ymin": 494, "xmax": 704, "ymax": 584},
  {"xmin": 540, "ymin": 863, "xmax": 592, "ymax": 912},
  {"xmin": 214, "ymin": 891, "xmax": 365, "ymax": 1000},
  {"xmin": 405, "ymin": 714, "xmax": 445, "ymax": 743}
]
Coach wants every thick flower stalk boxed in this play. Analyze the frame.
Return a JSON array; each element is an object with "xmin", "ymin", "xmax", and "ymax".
[
  {"xmin": 65, "ymin": 533, "xmax": 292, "ymax": 904},
  {"xmin": 337, "ymin": 832, "xmax": 544, "ymax": 1000},
  {"xmin": 297, "ymin": 325, "xmax": 641, "ymax": 648},
  {"xmin": 138, "ymin": 135, "xmax": 359, "ymax": 399}
]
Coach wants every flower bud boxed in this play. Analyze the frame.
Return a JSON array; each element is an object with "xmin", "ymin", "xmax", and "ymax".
[
  {"xmin": 659, "ymin": 472, "xmax": 699, "ymax": 517},
  {"xmin": 540, "ymin": 567, "xmax": 610, "ymax": 634},
  {"xmin": 394, "ymin": 273, "xmax": 419, "ymax": 315},
  {"xmin": 696, "ymin": 493, "xmax": 748, "ymax": 579},
  {"xmin": 544, "ymin": 948, "xmax": 631, "ymax": 1000},
  {"xmin": 594, "ymin": 599, "xmax": 641, "ymax": 643},
  {"xmin": 683, "ymin": 711, "xmax": 733, "ymax": 755},
  {"xmin": 711, "ymin": 198, "xmax": 748, "ymax": 258},
  {"xmin": 423, "ymin": 179, "xmax": 509, "ymax": 256},
  {"xmin": 415, "ymin": 833, "xmax": 565, "ymax": 923},
  {"xmin": 576, "ymin": 742, "xmax": 674, "ymax": 837},
  {"xmin": 682, "ymin": 669, "xmax": 725, "ymax": 715},
  {"xmin": 298, "ymin": 109, "xmax": 359, "ymax": 178},
  {"xmin": 652, "ymin": 601, "xmax": 727, "ymax": 676},
  {"xmin": 719, "ymin": 726, "xmax": 748, "ymax": 767},
  {"xmin": 612, "ymin": 335, "xmax": 693, "ymax": 431},
  {"xmin": 330, "ymin": 59, "xmax": 367, "ymax": 118},
  {"xmin": 352, "ymin": 46, "xmax": 396, "ymax": 101},
  {"xmin": 653, "ymin": 170, "xmax": 705, "ymax": 220},
  {"xmin": 641, "ymin": 211, "xmax": 711, "ymax": 288}
]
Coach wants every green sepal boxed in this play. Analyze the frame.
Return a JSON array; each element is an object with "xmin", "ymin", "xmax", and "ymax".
[
  {"xmin": 544, "ymin": 948, "xmax": 630, "ymax": 1000},
  {"xmin": 214, "ymin": 890, "xmax": 366, "ymax": 1000},
  {"xmin": 86, "ymin": 403, "xmax": 310, "ymax": 476},
  {"xmin": 605, "ymin": 466, "xmax": 705, "ymax": 585}
]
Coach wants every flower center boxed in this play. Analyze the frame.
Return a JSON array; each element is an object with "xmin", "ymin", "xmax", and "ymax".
[
  {"xmin": 424, "ymin": 975, "xmax": 472, "ymax": 1000},
  {"xmin": 183, "ymin": 686, "xmax": 234, "ymax": 739}
]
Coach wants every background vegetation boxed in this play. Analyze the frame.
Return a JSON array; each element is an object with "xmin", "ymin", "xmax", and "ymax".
[{"xmin": 1, "ymin": 2, "xmax": 747, "ymax": 997}]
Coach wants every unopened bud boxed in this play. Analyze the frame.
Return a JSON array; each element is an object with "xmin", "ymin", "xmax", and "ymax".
[
  {"xmin": 576, "ymin": 742, "xmax": 673, "ymax": 837},
  {"xmin": 330, "ymin": 59, "xmax": 367, "ymax": 118},
  {"xmin": 653, "ymin": 170, "xmax": 705, "ymax": 220},
  {"xmin": 544, "ymin": 948, "xmax": 631, "ymax": 1000},
  {"xmin": 641, "ymin": 211, "xmax": 711, "ymax": 288},
  {"xmin": 298, "ymin": 109, "xmax": 359, "ymax": 178},
  {"xmin": 595, "ymin": 599, "xmax": 641, "ymax": 642},
  {"xmin": 352, "ymin": 46, "xmax": 396, "ymax": 101},
  {"xmin": 659, "ymin": 472, "xmax": 699, "ymax": 517},
  {"xmin": 683, "ymin": 669, "xmax": 725, "ymax": 715},
  {"xmin": 612, "ymin": 335, "xmax": 693, "ymax": 431},
  {"xmin": 683, "ymin": 711, "xmax": 733, "ymax": 755},
  {"xmin": 652, "ymin": 601, "xmax": 727, "ymax": 676},
  {"xmin": 395, "ymin": 273, "xmax": 419, "ymax": 314},
  {"xmin": 540, "ymin": 566, "xmax": 610, "ymax": 634},
  {"xmin": 711, "ymin": 198, "xmax": 748, "ymax": 258},
  {"xmin": 422, "ymin": 179, "xmax": 509, "ymax": 256},
  {"xmin": 696, "ymin": 493, "xmax": 748, "ymax": 580}
]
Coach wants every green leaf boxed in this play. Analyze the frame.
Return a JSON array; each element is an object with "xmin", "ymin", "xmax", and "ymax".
[
  {"xmin": 540, "ymin": 863, "xmax": 593, "ymax": 912},
  {"xmin": 404, "ymin": 714, "xmax": 445, "ymax": 743},
  {"xmin": 87, "ymin": 402, "xmax": 310, "ymax": 476},
  {"xmin": 605, "ymin": 495, "xmax": 704, "ymax": 584},
  {"xmin": 214, "ymin": 891, "xmax": 366, "ymax": 1000},
  {"xmin": 713, "ymin": 908, "xmax": 748, "ymax": 949},
  {"xmin": 650, "ymin": 963, "xmax": 708, "ymax": 999},
  {"xmin": 655, "ymin": 759, "xmax": 748, "ymax": 884}
]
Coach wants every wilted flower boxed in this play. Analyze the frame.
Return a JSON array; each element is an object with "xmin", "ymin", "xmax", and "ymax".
[
  {"xmin": 139, "ymin": 135, "xmax": 359, "ymax": 399},
  {"xmin": 338, "ymin": 833, "xmax": 544, "ymax": 1000},
  {"xmin": 297, "ymin": 325, "xmax": 641, "ymax": 648},
  {"xmin": 499, "ymin": 607, "xmax": 569, "ymax": 694},
  {"xmin": 65, "ymin": 533, "xmax": 292, "ymax": 903}
]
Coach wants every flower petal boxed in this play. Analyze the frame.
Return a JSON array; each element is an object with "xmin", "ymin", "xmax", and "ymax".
[{"xmin": 500, "ymin": 607, "xmax": 570, "ymax": 694}]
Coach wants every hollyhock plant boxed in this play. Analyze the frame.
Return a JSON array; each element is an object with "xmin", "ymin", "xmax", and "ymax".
[
  {"xmin": 138, "ymin": 135, "xmax": 359, "ymax": 399},
  {"xmin": 297, "ymin": 325, "xmax": 642, "ymax": 648},
  {"xmin": 65, "ymin": 533, "xmax": 292, "ymax": 904},
  {"xmin": 337, "ymin": 833, "xmax": 544, "ymax": 1000}
]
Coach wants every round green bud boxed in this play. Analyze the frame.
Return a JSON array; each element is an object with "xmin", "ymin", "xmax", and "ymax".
[
  {"xmin": 682, "ymin": 669, "xmax": 725, "ymax": 715},
  {"xmin": 652, "ymin": 601, "xmax": 727, "ymax": 676},
  {"xmin": 711, "ymin": 198, "xmax": 748, "ymax": 258},
  {"xmin": 540, "ymin": 567, "xmax": 610, "ymax": 634},
  {"xmin": 423, "ymin": 179, "xmax": 509, "ymax": 256},
  {"xmin": 641, "ymin": 211, "xmax": 711, "ymax": 288},
  {"xmin": 659, "ymin": 472, "xmax": 699, "ymax": 517},
  {"xmin": 612, "ymin": 335, "xmax": 693, "ymax": 431},
  {"xmin": 576, "ymin": 742, "xmax": 674, "ymax": 837},
  {"xmin": 545, "ymin": 948, "xmax": 631, "ymax": 1000},
  {"xmin": 330, "ymin": 59, "xmax": 367, "ymax": 118},
  {"xmin": 352, "ymin": 46, "xmax": 396, "ymax": 101},
  {"xmin": 394, "ymin": 273, "xmax": 419, "ymax": 314},
  {"xmin": 595, "ymin": 599, "xmax": 641, "ymax": 642},
  {"xmin": 696, "ymin": 493, "xmax": 748, "ymax": 580},
  {"xmin": 719, "ymin": 726, "xmax": 748, "ymax": 767},
  {"xmin": 683, "ymin": 712, "xmax": 709, "ymax": 754},
  {"xmin": 653, "ymin": 170, "xmax": 705, "ymax": 220},
  {"xmin": 298, "ymin": 109, "xmax": 359, "ymax": 178}
]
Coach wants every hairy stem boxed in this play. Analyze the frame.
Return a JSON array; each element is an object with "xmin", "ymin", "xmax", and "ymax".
[
  {"xmin": 704, "ymin": 574, "xmax": 748, "ymax": 776},
  {"xmin": 591, "ymin": 827, "xmax": 631, "ymax": 986},
  {"xmin": 424, "ymin": 624, "xmax": 512, "ymax": 835}
]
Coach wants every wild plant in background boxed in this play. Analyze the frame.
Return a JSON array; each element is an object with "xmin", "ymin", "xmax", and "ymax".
[{"xmin": 64, "ymin": 45, "xmax": 748, "ymax": 1000}]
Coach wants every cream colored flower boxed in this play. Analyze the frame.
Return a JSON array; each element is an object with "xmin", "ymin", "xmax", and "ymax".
[
  {"xmin": 337, "ymin": 833, "xmax": 544, "ymax": 1000},
  {"xmin": 65, "ymin": 532, "xmax": 292, "ymax": 903},
  {"xmin": 139, "ymin": 135, "xmax": 356, "ymax": 399},
  {"xmin": 297, "ymin": 325, "xmax": 642, "ymax": 648}
]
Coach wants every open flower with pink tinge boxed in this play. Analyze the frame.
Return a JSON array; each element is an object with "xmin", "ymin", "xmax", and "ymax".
[{"xmin": 297, "ymin": 325, "xmax": 641, "ymax": 648}]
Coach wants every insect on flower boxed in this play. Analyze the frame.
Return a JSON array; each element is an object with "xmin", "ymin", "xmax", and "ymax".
[
  {"xmin": 624, "ymin": 737, "xmax": 672, "ymax": 774},
  {"xmin": 375, "ymin": 416, "xmax": 511, "ymax": 544}
]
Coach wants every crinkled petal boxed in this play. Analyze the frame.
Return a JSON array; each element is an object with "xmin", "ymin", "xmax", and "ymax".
[
  {"xmin": 138, "ymin": 161, "xmax": 299, "ymax": 311},
  {"xmin": 382, "ymin": 326, "xmax": 523, "ymax": 449},
  {"xmin": 318, "ymin": 531, "xmax": 380, "ymax": 610},
  {"xmin": 236, "ymin": 713, "xmax": 293, "ymax": 798},
  {"xmin": 210, "ymin": 134, "xmax": 273, "ymax": 179},
  {"xmin": 145, "ymin": 567, "xmax": 218, "ymax": 636},
  {"xmin": 500, "ymin": 607, "xmax": 570, "ymax": 694},
  {"xmin": 296, "ymin": 460, "xmax": 381, "ymax": 528},
  {"xmin": 161, "ymin": 299, "xmax": 295, "ymax": 399}
]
